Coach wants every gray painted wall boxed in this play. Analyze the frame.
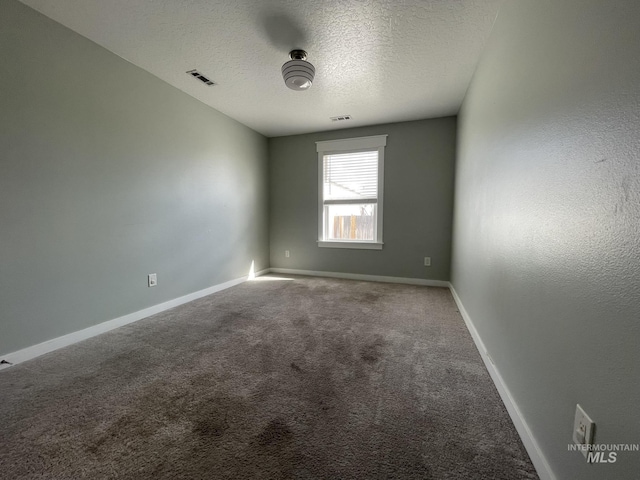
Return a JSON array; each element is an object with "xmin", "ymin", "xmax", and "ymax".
[
  {"xmin": 269, "ymin": 118, "xmax": 456, "ymax": 280},
  {"xmin": 451, "ymin": 1, "xmax": 640, "ymax": 479},
  {"xmin": 0, "ymin": 0, "xmax": 269, "ymax": 356}
]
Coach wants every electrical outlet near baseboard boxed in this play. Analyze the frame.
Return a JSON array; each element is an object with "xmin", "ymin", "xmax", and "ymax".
[
  {"xmin": 424, "ymin": 257, "xmax": 431, "ymax": 267},
  {"xmin": 573, "ymin": 404, "xmax": 595, "ymax": 458},
  {"xmin": 285, "ymin": 250, "xmax": 290, "ymax": 258},
  {"xmin": 148, "ymin": 273, "xmax": 157, "ymax": 287}
]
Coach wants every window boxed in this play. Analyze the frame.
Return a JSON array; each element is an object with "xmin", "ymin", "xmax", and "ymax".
[{"xmin": 316, "ymin": 135, "xmax": 387, "ymax": 249}]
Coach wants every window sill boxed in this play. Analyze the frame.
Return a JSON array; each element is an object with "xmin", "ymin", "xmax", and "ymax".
[{"xmin": 317, "ymin": 241, "xmax": 383, "ymax": 250}]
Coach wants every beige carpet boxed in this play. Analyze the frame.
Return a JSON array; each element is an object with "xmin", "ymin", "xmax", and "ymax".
[{"xmin": 0, "ymin": 275, "xmax": 537, "ymax": 479}]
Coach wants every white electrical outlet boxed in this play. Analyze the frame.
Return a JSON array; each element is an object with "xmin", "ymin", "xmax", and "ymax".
[
  {"xmin": 285, "ymin": 250, "xmax": 290, "ymax": 258},
  {"xmin": 148, "ymin": 273, "xmax": 157, "ymax": 287},
  {"xmin": 573, "ymin": 404, "xmax": 595, "ymax": 458},
  {"xmin": 424, "ymin": 257, "xmax": 431, "ymax": 267}
]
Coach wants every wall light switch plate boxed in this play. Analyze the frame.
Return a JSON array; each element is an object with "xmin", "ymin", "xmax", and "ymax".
[
  {"xmin": 573, "ymin": 404, "xmax": 595, "ymax": 458},
  {"xmin": 148, "ymin": 273, "xmax": 157, "ymax": 287}
]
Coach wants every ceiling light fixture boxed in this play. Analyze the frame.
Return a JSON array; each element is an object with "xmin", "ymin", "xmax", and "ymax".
[{"xmin": 282, "ymin": 50, "xmax": 315, "ymax": 91}]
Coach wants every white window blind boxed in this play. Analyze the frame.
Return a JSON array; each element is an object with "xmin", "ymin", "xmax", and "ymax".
[
  {"xmin": 323, "ymin": 150, "xmax": 378, "ymax": 203},
  {"xmin": 316, "ymin": 135, "xmax": 387, "ymax": 249}
]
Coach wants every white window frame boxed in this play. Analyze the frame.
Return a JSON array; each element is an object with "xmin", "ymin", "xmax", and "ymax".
[{"xmin": 316, "ymin": 134, "xmax": 387, "ymax": 250}]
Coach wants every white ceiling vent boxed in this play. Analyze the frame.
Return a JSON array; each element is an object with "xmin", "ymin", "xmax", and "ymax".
[
  {"xmin": 186, "ymin": 69, "xmax": 215, "ymax": 86},
  {"xmin": 330, "ymin": 115, "xmax": 352, "ymax": 122}
]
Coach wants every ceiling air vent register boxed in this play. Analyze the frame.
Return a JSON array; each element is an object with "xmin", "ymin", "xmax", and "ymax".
[
  {"xmin": 282, "ymin": 50, "xmax": 315, "ymax": 91},
  {"xmin": 186, "ymin": 69, "xmax": 215, "ymax": 86}
]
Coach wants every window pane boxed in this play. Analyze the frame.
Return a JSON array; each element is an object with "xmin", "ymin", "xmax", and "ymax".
[
  {"xmin": 325, "ymin": 204, "xmax": 375, "ymax": 241},
  {"xmin": 323, "ymin": 150, "xmax": 378, "ymax": 201}
]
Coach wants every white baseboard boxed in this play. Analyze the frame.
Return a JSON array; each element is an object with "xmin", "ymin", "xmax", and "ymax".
[
  {"xmin": 0, "ymin": 269, "xmax": 269, "ymax": 370},
  {"xmin": 449, "ymin": 286, "xmax": 555, "ymax": 480},
  {"xmin": 269, "ymin": 268, "xmax": 450, "ymax": 288}
]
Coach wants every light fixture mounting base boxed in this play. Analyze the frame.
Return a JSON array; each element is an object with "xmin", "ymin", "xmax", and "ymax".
[{"xmin": 289, "ymin": 49, "xmax": 308, "ymax": 61}]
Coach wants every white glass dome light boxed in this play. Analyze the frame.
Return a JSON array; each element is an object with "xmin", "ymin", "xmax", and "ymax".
[{"xmin": 282, "ymin": 50, "xmax": 315, "ymax": 91}]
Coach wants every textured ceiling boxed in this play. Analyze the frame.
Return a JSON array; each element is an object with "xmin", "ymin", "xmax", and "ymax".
[{"xmin": 19, "ymin": 0, "xmax": 502, "ymax": 137}]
